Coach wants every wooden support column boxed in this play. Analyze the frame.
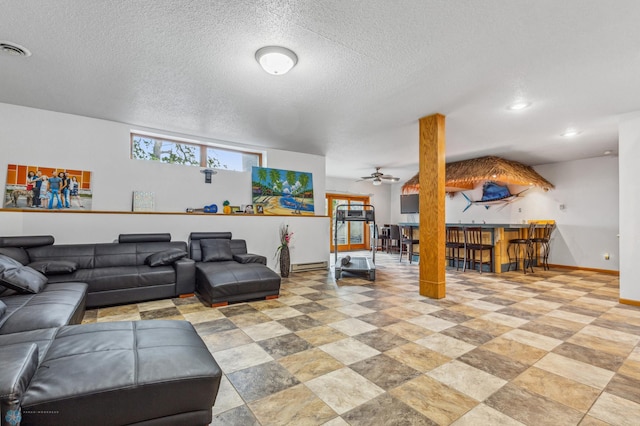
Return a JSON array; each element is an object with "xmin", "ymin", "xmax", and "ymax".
[{"xmin": 419, "ymin": 114, "xmax": 446, "ymax": 298}]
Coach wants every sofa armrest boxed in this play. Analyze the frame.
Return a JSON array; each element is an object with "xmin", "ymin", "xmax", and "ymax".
[
  {"xmin": 1, "ymin": 343, "xmax": 39, "ymax": 426},
  {"xmin": 174, "ymin": 258, "xmax": 196, "ymax": 295},
  {"xmin": 233, "ymin": 254, "xmax": 267, "ymax": 265}
]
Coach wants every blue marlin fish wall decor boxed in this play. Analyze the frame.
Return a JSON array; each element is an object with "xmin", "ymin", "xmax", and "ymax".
[{"xmin": 462, "ymin": 181, "xmax": 528, "ymax": 212}]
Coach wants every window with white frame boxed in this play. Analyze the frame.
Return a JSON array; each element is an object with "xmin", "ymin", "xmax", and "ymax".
[{"xmin": 131, "ymin": 133, "xmax": 262, "ymax": 172}]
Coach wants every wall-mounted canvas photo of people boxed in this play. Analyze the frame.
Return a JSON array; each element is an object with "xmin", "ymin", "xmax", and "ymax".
[{"xmin": 3, "ymin": 164, "xmax": 93, "ymax": 210}]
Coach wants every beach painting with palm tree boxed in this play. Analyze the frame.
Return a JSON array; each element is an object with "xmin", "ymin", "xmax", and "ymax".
[{"xmin": 252, "ymin": 166, "xmax": 314, "ymax": 215}]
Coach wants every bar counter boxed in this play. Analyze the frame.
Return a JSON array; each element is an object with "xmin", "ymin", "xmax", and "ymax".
[{"xmin": 398, "ymin": 222, "xmax": 540, "ymax": 273}]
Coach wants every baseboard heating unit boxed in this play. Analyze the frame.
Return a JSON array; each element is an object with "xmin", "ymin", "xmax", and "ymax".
[{"xmin": 291, "ymin": 261, "xmax": 329, "ymax": 272}]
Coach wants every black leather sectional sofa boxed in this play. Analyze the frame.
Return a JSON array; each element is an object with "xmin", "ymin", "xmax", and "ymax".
[
  {"xmin": 0, "ymin": 234, "xmax": 196, "ymax": 308},
  {"xmin": 0, "ymin": 234, "xmax": 232, "ymax": 425}
]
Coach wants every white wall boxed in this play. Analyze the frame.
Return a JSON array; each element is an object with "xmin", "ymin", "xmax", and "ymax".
[
  {"xmin": 619, "ymin": 112, "xmax": 640, "ymax": 302},
  {"xmin": 0, "ymin": 103, "xmax": 329, "ymax": 270},
  {"xmin": 389, "ymin": 156, "xmax": 619, "ymax": 271}
]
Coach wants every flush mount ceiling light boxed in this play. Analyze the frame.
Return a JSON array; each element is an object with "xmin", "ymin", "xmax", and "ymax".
[
  {"xmin": 0, "ymin": 41, "xmax": 31, "ymax": 57},
  {"xmin": 255, "ymin": 46, "xmax": 297, "ymax": 75},
  {"xmin": 561, "ymin": 129, "xmax": 581, "ymax": 137},
  {"xmin": 507, "ymin": 101, "xmax": 531, "ymax": 111}
]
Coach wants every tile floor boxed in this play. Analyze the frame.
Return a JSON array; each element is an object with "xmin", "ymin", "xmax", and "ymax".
[{"xmin": 82, "ymin": 252, "xmax": 640, "ymax": 425}]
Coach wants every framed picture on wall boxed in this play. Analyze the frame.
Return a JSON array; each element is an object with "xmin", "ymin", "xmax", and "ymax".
[
  {"xmin": 243, "ymin": 204, "xmax": 254, "ymax": 214},
  {"xmin": 3, "ymin": 164, "xmax": 93, "ymax": 210},
  {"xmin": 255, "ymin": 204, "xmax": 265, "ymax": 214}
]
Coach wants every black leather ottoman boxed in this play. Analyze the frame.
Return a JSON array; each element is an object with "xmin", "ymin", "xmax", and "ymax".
[
  {"xmin": 195, "ymin": 261, "xmax": 282, "ymax": 307},
  {"xmin": 0, "ymin": 320, "xmax": 222, "ymax": 426}
]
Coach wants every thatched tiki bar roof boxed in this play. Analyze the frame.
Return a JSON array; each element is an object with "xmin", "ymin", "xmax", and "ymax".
[{"xmin": 401, "ymin": 155, "xmax": 555, "ymax": 194}]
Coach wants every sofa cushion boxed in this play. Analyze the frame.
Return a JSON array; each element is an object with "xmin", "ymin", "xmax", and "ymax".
[
  {"xmin": 0, "ymin": 299, "xmax": 6, "ymax": 317},
  {"xmin": 145, "ymin": 249, "xmax": 188, "ymax": 267},
  {"xmin": 28, "ymin": 260, "xmax": 78, "ymax": 275},
  {"xmin": 0, "ymin": 255, "xmax": 48, "ymax": 294},
  {"xmin": 0, "ymin": 282, "xmax": 87, "ymax": 334},
  {"xmin": 0, "ymin": 247, "xmax": 30, "ymax": 265},
  {"xmin": 201, "ymin": 239, "xmax": 234, "ymax": 262}
]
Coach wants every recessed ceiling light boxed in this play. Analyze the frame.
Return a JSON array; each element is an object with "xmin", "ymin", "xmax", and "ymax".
[
  {"xmin": 561, "ymin": 129, "xmax": 581, "ymax": 137},
  {"xmin": 604, "ymin": 150, "xmax": 612, "ymax": 156},
  {"xmin": 507, "ymin": 101, "xmax": 531, "ymax": 111},
  {"xmin": 0, "ymin": 41, "xmax": 31, "ymax": 57},
  {"xmin": 255, "ymin": 46, "xmax": 297, "ymax": 75}
]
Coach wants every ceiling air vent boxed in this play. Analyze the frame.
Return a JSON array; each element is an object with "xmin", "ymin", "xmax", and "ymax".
[{"xmin": 0, "ymin": 41, "xmax": 31, "ymax": 57}]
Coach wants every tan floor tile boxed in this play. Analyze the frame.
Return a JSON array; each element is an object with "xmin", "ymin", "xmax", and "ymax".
[
  {"xmin": 588, "ymin": 392, "xmax": 640, "ymax": 426},
  {"xmin": 482, "ymin": 337, "xmax": 547, "ymax": 365},
  {"xmin": 296, "ymin": 326, "xmax": 349, "ymax": 346},
  {"xmin": 137, "ymin": 299, "xmax": 175, "ymax": 312},
  {"xmin": 213, "ymin": 343, "xmax": 273, "ymax": 373},
  {"xmin": 229, "ymin": 311, "xmax": 273, "ymax": 328},
  {"xmin": 568, "ymin": 333, "xmax": 637, "ymax": 357},
  {"xmin": 383, "ymin": 321, "xmax": 433, "ymax": 341},
  {"xmin": 428, "ymin": 360, "xmax": 507, "ymax": 401},
  {"xmin": 547, "ymin": 309, "xmax": 595, "ymax": 324},
  {"xmin": 261, "ymin": 306, "xmax": 304, "ymax": 320},
  {"xmin": 535, "ymin": 315, "xmax": 586, "ymax": 332},
  {"xmin": 448, "ymin": 304, "xmax": 491, "ymax": 318},
  {"xmin": 390, "ymin": 375, "xmax": 478, "ymax": 425},
  {"xmin": 385, "ymin": 342, "xmax": 451, "ymax": 372},
  {"xmin": 579, "ymin": 324, "xmax": 640, "ymax": 346},
  {"xmin": 462, "ymin": 318, "xmax": 513, "ymax": 336},
  {"xmin": 306, "ymin": 367, "xmax": 384, "ymax": 415},
  {"xmin": 320, "ymin": 337, "xmax": 380, "ymax": 365},
  {"xmin": 308, "ymin": 309, "xmax": 350, "ymax": 324},
  {"xmin": 175, "ymin": 302, "xmax": 209, "ymax": 315},
  {"xmin": 96, "ymin": 312, "xmax": 141, "ymax": 322},
  {"xmin": 328, "ymin": 318, "xmax": 377, "ymax": 336},
  {"xmin": 618, "ymin": 359, "xmax": 640, "ymax": 379},
  {"xmin": 535, "ymin": 352, "xmax": 615, "ymax": 389},
  {"xmin": 97, "ymin": 304, "xmax": 138, "ymax": 318},
  {"xmin": 249, "ymin": 383, "xmax": 337, "ymax": 425},
  {"xmin": 279, "ymin": 348, "xmax": 345, "ymax": 382},
  {"xmin": 451, "ymin": 404, "xmax": 525, "ymax": 426},
  {"xmin": 512, "ymin": 367, "xmax": 600, "ymax": 412},
  {"xmin": 408, "ymin": 314, "xmax": 456, "ymax": 332},
  {"xmin": 480, "ymin": 312, "xmax": 529, "ymax": 328},
  {"xmin": 415, "ymin": 333, "xmax": 475, "ymax": 358},
  {"xmin": 381, "ymin": 306, "xmax": 423, "ymax": 320},
  {"xmin": 181, "ymin": 308, "xmax": 225, "ymax": 324},
  {"xmin": 242, "ymin": 320, "xmax": 292, "ymax": 341},
  {"xmin": 335, "ymin": 304, "xmax": 375, "ymax": 317},
  {"xmin": 501, "ymin": 329, "xmax": 563, "ymax": 351},
  {"xmin": 201, "ymin": 328, "xmax": 252, "ymax": 352}
]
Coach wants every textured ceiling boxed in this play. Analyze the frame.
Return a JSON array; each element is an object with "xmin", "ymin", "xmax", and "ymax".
[{"xmin": 1, "ymin": 0, "xmax": 638, "ymax": 181}]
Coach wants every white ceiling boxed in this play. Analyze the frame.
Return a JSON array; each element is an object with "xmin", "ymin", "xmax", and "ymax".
[{"xmin": 1, "ymin": 0, "xmax": 638, "ymax": 182}]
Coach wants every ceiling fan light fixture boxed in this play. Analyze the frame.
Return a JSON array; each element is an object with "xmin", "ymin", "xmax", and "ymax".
[
  {"xmin": 372, "ymin": 178, "xmax": 382, "ymax": 186},
  {"xmin": 255, "ymin": 46, "xmax": 297, "ymax": 75}
]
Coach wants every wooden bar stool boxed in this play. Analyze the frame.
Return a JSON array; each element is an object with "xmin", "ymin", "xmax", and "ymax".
[
  {"xmin": 445, "ymin": 226, "xmax": 466, "ymax": 271},
  {"xmin": 465, "ymin": 227, "xmax": 494, "ymax": 273},
  {"xmin": 507, "ymin": 223, "xmax": 536, "ymax": 273},
  {"xmin": 399, "ymin": 225, "xmax": 419, "ymax": 263}
]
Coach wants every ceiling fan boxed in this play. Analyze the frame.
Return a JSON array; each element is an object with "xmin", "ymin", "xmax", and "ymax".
[{"xmin": 359, "ymin": 167, "xmax": 400, "ymax": 186}]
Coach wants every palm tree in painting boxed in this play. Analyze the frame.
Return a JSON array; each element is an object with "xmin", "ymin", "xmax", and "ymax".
[
  {"xmin": 269, "ymin": 169, "xmax": 282, "ymax": 194},
  {"xmin": 257, "ymin": 167, "xmax": 267, "ymax": 185}
]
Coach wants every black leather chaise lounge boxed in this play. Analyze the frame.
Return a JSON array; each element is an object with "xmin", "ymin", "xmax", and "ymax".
[{"xmin": 188, "ymin": 232, "xmax": 281, "ymax": 307}]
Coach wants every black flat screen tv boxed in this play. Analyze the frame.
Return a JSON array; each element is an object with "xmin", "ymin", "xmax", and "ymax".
[{"xmin": 400, "ymin": 194, "xmax": 419, "ymax": 214}]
